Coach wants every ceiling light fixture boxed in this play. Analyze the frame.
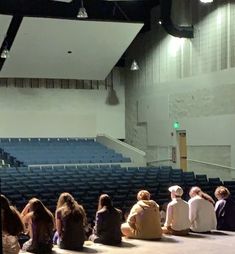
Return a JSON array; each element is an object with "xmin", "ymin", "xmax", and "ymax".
[
  {"xmin": 200, "ymin": 0, "xmax": 213, "ymax": 3},
  {"xmin": 0, "ymin": 46, "xmax": 10, "ymax": 59},
  {"xmin": 77, "ymin": 0, "xmax": 88, "ymax": 19},
  {"xmin": 130, "ymin": 60, "xmax": 139, "ymax": 71}
]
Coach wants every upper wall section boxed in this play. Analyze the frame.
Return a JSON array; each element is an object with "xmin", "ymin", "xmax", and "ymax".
[
  {"xmin": 0, "ymin": 69, "xmax": 125, "ymax": 139},
  {"xmin": 128, "ymin": 0, "xmax": 235, "ymax": 87}
]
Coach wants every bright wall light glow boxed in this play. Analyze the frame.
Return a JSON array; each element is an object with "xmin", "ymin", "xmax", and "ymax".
[
  {"xmin": 217, "ymin": 12, "xmax": 222, "ymax": 26},
  {"xmin": 200, "ymin": 0, "xmax": 213, "ymax": 3},
  {"xmin": 169, "ymin": 37, "xmax": 185, "ymax": 57}
]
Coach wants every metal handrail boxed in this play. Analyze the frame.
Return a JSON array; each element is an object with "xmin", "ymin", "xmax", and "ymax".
[{"xmin": 188, "ymin": 159, "xmax": 235, "ymax": 170}]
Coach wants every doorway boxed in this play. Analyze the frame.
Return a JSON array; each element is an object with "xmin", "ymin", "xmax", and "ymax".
[{"xmin": 178, "ymin": 131, "xmax": 187, "ymax": 171}]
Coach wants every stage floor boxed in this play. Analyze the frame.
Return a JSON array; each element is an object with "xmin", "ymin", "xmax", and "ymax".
[{"xmin": 20, "ymin": 231, "xmax": 235, "ymax": 254}]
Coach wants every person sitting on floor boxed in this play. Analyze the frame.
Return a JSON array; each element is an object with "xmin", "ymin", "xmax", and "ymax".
[
  {"xmin": 121, "ymin": 190, "xmax": 162, "ymax": 239},
  {"xmin": 89, "ymin": 194, "xmax": 122, "ymax": 245},
  {"xmin": 162, "ymin": 185, "xmax": 190, "ymax": 236},
  {"xmin": 1, "ymin": 194, "xmax": 24, "ymax": 254},
  {"xmin": 21, "ymin": 198, "xmax": 54, "ymax": 253},
  {"xmin": 188, "ymin": 186, "xmax": 217, "ymax": 233},
  {"xmin": 54, "ymin": 192, "xmax": 87, "ymax": 250},
  {"xmin": 214, "ymin": 186, "xmax": 235, "ymax": 231},
  {"xmin": 159, "ymin": 202, "xmax": 168, "ymax": 226}
]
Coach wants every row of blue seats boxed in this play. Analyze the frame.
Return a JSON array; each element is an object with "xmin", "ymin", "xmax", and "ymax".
[
  {"xmin": 22, "ymin": 158, "xmax": 131, "ymax": 165},
  {"xmin": 0, "ymin": 138, "xmax": 131, "ymax": 166},
  {"xmin": 11, "ymin": 152, "xmax": 121, "ymax": 157},
  {"xmin": 0, "ymin": 137, "xmax": 95, "ymax": 143},
  {"xmin": 1, "ymin": 144, "xmax": 108, "ymax": 149},
  {"xmin": 2, "ymin": 165, "xmax": 234, "ymax": 222}
]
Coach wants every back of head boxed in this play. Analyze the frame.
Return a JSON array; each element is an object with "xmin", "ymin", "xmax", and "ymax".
[
  {"xmin": 29, "ymin": 198, "xmax": 53, "ymax": 224},
  {"xmin": 57, "ymin": 193, "xmax": 85, "ymax": 223},
  {"xmin": 57, "ymin": 192, "xmax": 75, "ymax": 210},
  {"xmin": 168, "ymin": 185, "xmax": 184, "ymax": 198},
  {"xmin": 189, "ymin": 186, "xmax": 201, "ymax": 197},
  {"xmin": 137, "ymin": 190, "xmax": 151, "ymax": 201},
  {"xmin": 190, "ymin": 186, "xmax": 215, "ymax": 204},
  {"xmin": 1, "ymin": 194, "xmax": 24, "ymax": 235},
  {"xmin": 215, "ymin": 186, "xmax": 230, "ymax": 200},
  {"xmin": 98, "ymin": 194, "xmax": 113, "ymax": 211}
]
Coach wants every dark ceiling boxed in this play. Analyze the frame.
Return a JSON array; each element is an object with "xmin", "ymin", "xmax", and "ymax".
[
  {"xmin": 0, "ymin": 0, "xmax": 159, "ymax": 26},
  {"xmin": 0, "ymin": 0, "xmax": 160, "ymax": 70}
]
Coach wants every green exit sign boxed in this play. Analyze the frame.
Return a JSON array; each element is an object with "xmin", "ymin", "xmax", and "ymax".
[{"xmin": 173, "ymin": 121, "xmax": 180, "ymax": 129}]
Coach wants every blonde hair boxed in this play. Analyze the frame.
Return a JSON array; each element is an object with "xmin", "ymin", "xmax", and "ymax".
[
  {"xmin": 56, "ymin": 192, "xmax": 76, "ymax": 211},
  {"xmin": 215, "ymin": 186, "xmax": 230, "ymax": 199},
  {"xmin": 190, "ymin": 186, "xmax": 215, "ymax": 204},
  {"xmin": 56, "ymin": 192, "xmax": 87, "ymax": 226},
  {"xmin": 137, "ymin": 190, "xmax": 150, "ymax": 201}
]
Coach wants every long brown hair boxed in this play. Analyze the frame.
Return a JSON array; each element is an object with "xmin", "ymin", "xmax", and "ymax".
[
  {"xmin": 28, "ymin": 198, "xmax": 54, "ymax": 228},
  {"xmin": 97, "ymin": 194, "xmax": 114, "ymax": 211},
  {"xmin": 56, "ymin": 193, "xmax": 87, "ymax": 225},
  {"xmin": 1, "ymin": 194, "xmax": 24, "ymax": 235},
  {"xmin": 190, "ymin": 187, "xmax": 215, "ymax": 204}
]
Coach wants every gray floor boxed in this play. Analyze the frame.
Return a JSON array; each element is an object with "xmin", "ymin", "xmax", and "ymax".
[{"xmin": 20, "ymin": 231, "xmax": 235, "ymax": 254}]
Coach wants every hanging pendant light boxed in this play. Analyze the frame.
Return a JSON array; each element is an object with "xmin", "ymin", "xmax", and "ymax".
[
  {"xmin": 130, "ymin": 59, "xmax": 139, "ymax": 71},
  {"xmin": 77, "ymin": 0, "xmax": 88, "ymax": 19},
  {"xmin": 0, "ymin": 47, "xmax": 10, "ymax": 59}
]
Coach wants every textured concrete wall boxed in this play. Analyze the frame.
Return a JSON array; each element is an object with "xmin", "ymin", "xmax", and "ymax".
[
  {"xmin": 124, "ymin": 0, "xmax": 235, "ymax": 180},
  {"xmin": 188, "ymin": 146, "xmax": 231, "ymax": 180}
]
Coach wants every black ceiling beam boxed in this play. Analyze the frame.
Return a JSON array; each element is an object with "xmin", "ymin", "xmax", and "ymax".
[
  {"xmin": 160, "ymin": 0, "xmax": 194, "ymax": 38},
  {"xmin": 0, "ymin": 0, "xmax": 158, "ymax": 23},
  {"xmin": 0, "ymin": 15, "xmax": 23, "ymax": 71}
]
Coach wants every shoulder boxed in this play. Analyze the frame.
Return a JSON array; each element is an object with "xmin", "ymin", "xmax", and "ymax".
[
  {"xmin": 149, "ymin": 200, "xmax": 159, "ymax": 207},
  {"xmin": 97, "ymin": 208, "xmax": 106, "ymax": 215},
  {"xmin": 56, "ymin": 207, "xmax": 64, "ymax": 217},
  {"xmin": 217, "ymin": 199, "xmax": 226, "ymax": 205},
  {"xmin": 23, "ymin": 211, "xmax": 34, "ymax": 220},
  {"xmin": 168, "ymin": 200, "xmax": 177, "ymax": 206},
  {"xmin": 115, "ymin": 208, "xmax": 122, "ymax": 214},
  {"xmin": 181, "ymin": 199, "xmax": 189, "ymax": 205},
  {"xmin": 131, "ymin": 203, "xmax": 140, "ymax": 210},
  {"xmin": 188, "ymin": 196, "xmax": 199, "ymax": 204},
  {"xmin": 56, "ymin": 207, "xmax": 63, "ymax": 213}
]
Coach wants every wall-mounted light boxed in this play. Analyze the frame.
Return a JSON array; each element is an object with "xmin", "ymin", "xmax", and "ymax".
[
  {"xmin": 77, "ymin": 0, "xmax": 88, "ymax": 19},
  {"xmin": 200, "ymin": 0, "xmax": 213, "ymax": 3}
]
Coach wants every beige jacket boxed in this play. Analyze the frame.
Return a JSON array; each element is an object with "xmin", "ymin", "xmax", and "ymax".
[{"xmin": 127, "ymin": 200, "xmax": 162, "ymax": 239}]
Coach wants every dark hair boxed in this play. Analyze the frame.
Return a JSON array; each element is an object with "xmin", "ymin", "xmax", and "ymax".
[
  {"xmin": 1, "ymin": 194, "xmax": 24, "ymax": 235},
  {"xmin": 98, "ymin": 194, "xmax": 113, "ymax": 211}
]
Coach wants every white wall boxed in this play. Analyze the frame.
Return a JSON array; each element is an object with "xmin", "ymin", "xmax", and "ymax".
[
  {"xmin": 0, "ymin": 69, "xmax": 125, "ymax": 139},
  {"xmin": 124, "ymin": 0, "xmax": 235, "ymax": 180}
]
